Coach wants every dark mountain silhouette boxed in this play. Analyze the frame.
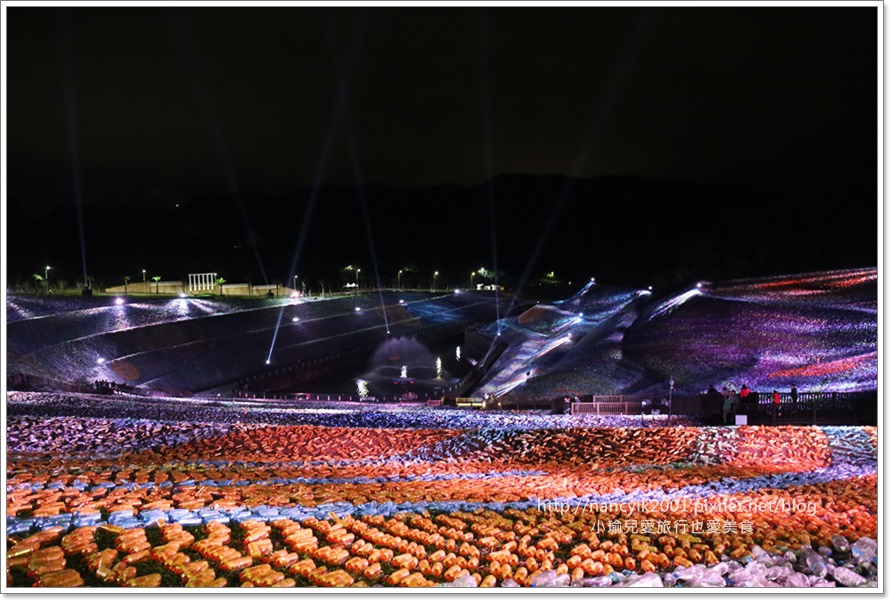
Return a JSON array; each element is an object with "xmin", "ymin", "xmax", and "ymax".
[{"xmin": 6, "ymin": 175, "xmax": 876, "ymax": 296}]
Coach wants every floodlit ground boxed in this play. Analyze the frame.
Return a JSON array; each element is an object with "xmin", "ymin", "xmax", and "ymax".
[
  {"xmin": 6, "ymin": 292, "xmax": 504, "ymax": 393},
  {"xmin": 476, "ymin": 268, "xmax": 878, "ymax": 399},
  {"xmin": 5, "ymin": 393, "xmax": 877, "ymax": 588}
]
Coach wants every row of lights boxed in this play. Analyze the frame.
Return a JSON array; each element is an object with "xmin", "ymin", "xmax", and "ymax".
[
  {"xmin": 106, "ymin": 280, "xmax": 690, "ymax": 317},
  {"xmin": 41, "ymin": 267, "xmax": 157, "ymax": 287},
  {"xmin": 44, "ymin": 268, "xmax": 687, "ymax": 296},
  {"xmin": 398, "ymin": 269, "xmax": 439, "ymax": 289}
]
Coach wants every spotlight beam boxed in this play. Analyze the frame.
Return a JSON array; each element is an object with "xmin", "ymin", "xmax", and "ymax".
[
  {"xmin": 506, "ymin": 11, "xmax": 660, "ymax": 313},
  {"xmin": 266, "ymin": 12, "xmax": 372, "ymax": 362},
  {"xmin": 475, "ymin": 11, "xmax": 502, "ymax": 341},
  {"xmin": 55, "ymin": 13, "xmax": 89, "ymax": 285},
  {"xmin": 265, "ymin": 106, "xmax": 340, "ymax": 363},
  {"xmin": 333, "ymin": 83, "xmax": 390, "ymax": 332}
]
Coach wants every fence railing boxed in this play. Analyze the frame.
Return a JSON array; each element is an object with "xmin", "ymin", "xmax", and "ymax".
[
  {"xmin": 590, "ymin": 395, "xmax": 626, "ymax": 403},
  {"xmin": 8, "ymin": 373, "xmax": 154, "ymax": 397},
  {"xmin": 571, "ymin": 401, "xmax": 643, "ymax": 415},
  {"xmin": 737, "ymin": 394, "xmax": 877, "ymax": 425},
  {"xmin": 563, "ymin": 391, "xmax": 876, "ymax": 425},
  {"xmin": 456, "ymin": 397, "xmax": 485, "ymax": 408}
]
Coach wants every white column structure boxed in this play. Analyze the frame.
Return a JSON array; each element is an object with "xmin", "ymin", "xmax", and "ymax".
[{"xmin": 188, "ymin": 273, "xmax": 217, "ymax": 292}]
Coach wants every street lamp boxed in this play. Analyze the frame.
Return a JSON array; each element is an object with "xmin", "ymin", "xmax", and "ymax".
[
  {"xmin": 356, "ymin": 268, "xmax": 361, "ymax": 286},
  {"xmin": 471, "ymin": 271, "xmax": 477, "ymax": 289},
  {"xmin": 398, "ymin": 269, "xmax": 403, "ymax": 290},
  {"xmin": 433, "ymin": 271, "xmax": 439, "ymax": 291},
  {"xmin": 293, "ymin": 275, "xmax": 298, "ymax": 291},
  {"xmin": 45, "ymin": 266, "xmax": 51, "ymax": 288},
  {"xmin": 142, "ymin": 269, "xmax": 147, "ymax": 290}
]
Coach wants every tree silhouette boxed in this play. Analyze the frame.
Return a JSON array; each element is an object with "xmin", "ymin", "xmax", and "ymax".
[
  {"xmin": 216, "ymin": 277, "xmax": 226, "ymax": 295},
  {"xmin": 152, "ymin": 276, "xmax": 161, "ymax": 295},
  {"xmin": 123, "ymin": 275, "xmax": 131, "ymax": 295}
]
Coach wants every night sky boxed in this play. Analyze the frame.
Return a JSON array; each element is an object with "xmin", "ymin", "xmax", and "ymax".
[{"xmin": 4, "ymin": 4, "xmax": 880, "ymax": 292}]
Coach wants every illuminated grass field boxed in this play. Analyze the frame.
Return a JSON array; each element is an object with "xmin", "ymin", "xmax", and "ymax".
[
  {"xmin": 6, "ymin": 394, "xmax": 877, "ymax": 588},
  {"xmin": 5, "ymin": 269, "xmax": 879, "ymax": 588}
]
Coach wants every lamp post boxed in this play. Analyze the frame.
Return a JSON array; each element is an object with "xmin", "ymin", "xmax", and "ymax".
[
  {"xmin": 668, "ymin": 376, "xmax": 674, "ymax": 423},
  {"xmin": 142, "ymin": 269, "xmax": 147, "ymax": 292},
  {"xmin": 433, "ymin": 271, "xmax": 439, "ymax": 291},
  {"xmin": 293, "ymin": 275, "xmax": 298, "ymax": 292},
  {"xmin": 356, "ymin": 268, "xmax": 361, "ymax": 287},
  {"xmin": 471, "ymin": 271, "xmax": 476, "ymax": 289},
  {"xmin": 45, "ymin": 266, "xmax": 51, "ymax": 290},
  {"xmin": 398, "ymin": 269, "xmax": 403, "ymax": 290}
]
